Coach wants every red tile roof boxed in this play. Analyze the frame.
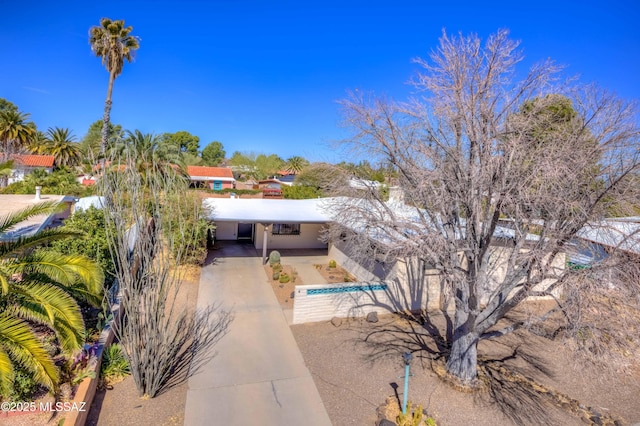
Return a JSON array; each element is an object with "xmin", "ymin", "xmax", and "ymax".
[
  {"xmin": 187, "ymin": 166, "xmax": 234, "ymax": 179},
  {"xmin": 12, "ymin": 155, "xmax": 55, "ymax": 168}
]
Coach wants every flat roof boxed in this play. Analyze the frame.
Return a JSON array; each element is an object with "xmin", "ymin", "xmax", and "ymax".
[
  {"xmin": 0, "ymin": 194, "xmax": 69, "ymax": 240},
  {"xmin": 203, "ymin": 197, "xmax": 332, "ymax": 223}
]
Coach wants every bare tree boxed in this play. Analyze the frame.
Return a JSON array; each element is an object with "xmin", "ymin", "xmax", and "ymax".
[
  {"xmin": 327, "ymin": 30, "xmax": 640, "ymax": 385},
  {"xmin": 99, "ymin": 145, "xmax": 232, "ymax": 398}
]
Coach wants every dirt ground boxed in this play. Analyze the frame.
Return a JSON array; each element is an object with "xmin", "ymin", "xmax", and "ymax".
[
  {"xmin": 85, "ymin": 265, "xmax": 201, "ymax": 426},
  {"xmin": 314, "ymin": 263, "xmax": 358, "ymax": 284},
  {"xmin": 264, "ymin": 264, "xmax": 304, "ymax": 308},
  {"xmin": 12, "ymin": 257, "xmax": 640, "ymax": 426},
  {"xmin": 291, "ymin": 311, "xmax": 640, "ymax": 426}
]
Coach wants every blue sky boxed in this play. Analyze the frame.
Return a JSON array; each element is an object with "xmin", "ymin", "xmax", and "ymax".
[{"xmin": 1, "ymin": 1, "xmax": 639, "ymax": 162}]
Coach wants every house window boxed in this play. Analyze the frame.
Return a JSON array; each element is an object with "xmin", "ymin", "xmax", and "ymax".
[
  {"xmin": 213, "ymin": 180, "xmax": 223, "ymax": 190},
  {"xmin": 272, "ymin": 223, "xmax": 300, "ymax": 235}
]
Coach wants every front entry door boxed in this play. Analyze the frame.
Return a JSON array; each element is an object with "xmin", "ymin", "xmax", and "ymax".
[{"xmin": 237, "ymin": 223, "xmax": 254, "ymax": 240}]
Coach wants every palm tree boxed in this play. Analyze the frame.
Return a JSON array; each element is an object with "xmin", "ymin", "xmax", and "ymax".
[
  {"xmin": 89, "ymin": 18, "xmax": 139, "ymax": 161},
  {"xmin": 41, "ymin": 127, "xmax": 81, "ymax": 168},
  {"xmin": 284, "ymin": 156, "xmax": 309, "ymax": 175},
  {"xmin": 114, "ymin": 130, "xmax": 185, "ymax": 177},
  {"xmin": 0, "ymin": 202, "xmax": 104, "ymax": 395},
  {"xmin": 0, "ymin": 110, "xmax": 36, "ymax": 162}
]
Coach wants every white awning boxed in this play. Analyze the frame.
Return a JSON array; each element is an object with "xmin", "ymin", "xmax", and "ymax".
[{"xmin": 203, "ymin": 198, "xmax": 332, "ymax": 223}]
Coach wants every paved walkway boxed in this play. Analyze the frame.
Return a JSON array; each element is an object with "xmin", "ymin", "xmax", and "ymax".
[{"xmin": 184, "ymin": 245, "xmax": 332, "ymax": 425}]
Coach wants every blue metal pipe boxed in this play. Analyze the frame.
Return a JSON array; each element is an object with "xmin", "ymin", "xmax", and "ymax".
[{"xmin": 402, "ymin": 362, "xmax": 410, "ymax": 415}]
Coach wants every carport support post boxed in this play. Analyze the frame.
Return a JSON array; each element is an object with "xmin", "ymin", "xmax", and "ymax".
[{"xmin": 261, "ymin": 223, "xmax": 270, "ymax": 264}]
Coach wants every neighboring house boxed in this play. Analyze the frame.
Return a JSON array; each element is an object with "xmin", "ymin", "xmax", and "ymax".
[
  {"xmin": 8, "ymin": 155, "xmax": 55, "ymax": 185},
  {"xmin": 187, "ymin": 166, "xmax": 235, "ymax": 190},
  {"xmin": 275, "ymin": 173, "xmax": 296, "ymax": 186},
  {"xmin": 258, "ymin": 179, "xmax": 283, "ymax": 198}
]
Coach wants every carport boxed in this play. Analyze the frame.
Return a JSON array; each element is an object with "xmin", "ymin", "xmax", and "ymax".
[{"xmin": 203, "ymin": 198, "xmax": 333, "ymax": 263}]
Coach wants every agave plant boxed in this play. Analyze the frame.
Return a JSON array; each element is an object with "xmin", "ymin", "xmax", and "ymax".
[{"xmin": 0, "ymin": 201, "xmax": 104, "ymax": 396}]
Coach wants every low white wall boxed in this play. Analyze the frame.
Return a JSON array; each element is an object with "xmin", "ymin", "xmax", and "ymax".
[
  {"xmin": 292, "ymin": 282, "xmax": 397, "ymax": 324},
  {"xmin": 255, "ymin": 223, "xmax": 327, "ymax": 249}
]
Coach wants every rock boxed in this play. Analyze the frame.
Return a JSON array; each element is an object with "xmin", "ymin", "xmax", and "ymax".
[
  {"xmin": 378, "ymin": 420, "xmax": 395, "ymax": 426},
  {"xmin": 331, "ymin": 317, "xmax": 343, "ymax": 327},
  {"xmin": 366, "ymin": 311, "xmax": 379, "ymax": 323}
]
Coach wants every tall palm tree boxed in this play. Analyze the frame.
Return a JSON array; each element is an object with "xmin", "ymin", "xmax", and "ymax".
[
  {"xmin": 0, "ymin": 202, "xmax": 103, "ymax": 395},
  {"xmin": 284, "ymin": 156, "xmax": 309, "ymax": 175},
  {"xmin": 0, "ymin": 110, "xmax": 36, "ymax": 162},
  {"xmin": 41, "ymin": 127, "xmax": 81, "ymax": 168},
  {"xmin": 89, "ymin": 18, "xmax": 139, "ymax": 161}
]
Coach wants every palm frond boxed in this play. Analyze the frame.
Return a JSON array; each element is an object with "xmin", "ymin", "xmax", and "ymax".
[
  {"xmin": 0, "ymin": 313, "xmax": 58, "ymax": 392},
  {"xmin": 9, "ymin": 251, "xmax": 104, "ymax": 298},
  {"xmin": 0, "ymin": 346, "xmax": 15, "ymax": 397},
  {"xmin": 0, "ymin": 228, "xmax": 85, "ymax": 258},
  {"xmin": 9, "ymin": 282, "xmax": 84, "ymax": 352},
  {"xmin": 0, "ymin": 201, "xmax": 64, "ymax": 234}
]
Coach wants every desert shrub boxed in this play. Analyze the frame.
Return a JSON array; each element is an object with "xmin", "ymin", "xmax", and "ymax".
[
  {"xmin": 165, "ymin": 192, "xmax": 211, "ymax": 266},
  {"xmin": 268, "ymin": 250, "xmax": 281, "ymax": 266},
  {"xmin": 100, "ymin": 343, "xmax": 130, "ymax": 383},
  {"xmin": 396, "ymin": 401, "xmax": 426, "ymax": 426}
]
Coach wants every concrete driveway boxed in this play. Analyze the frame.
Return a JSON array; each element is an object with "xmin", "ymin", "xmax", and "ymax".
[{"xmin": 184, "ymin": 244, "xmax": 331, "ymax": 425}]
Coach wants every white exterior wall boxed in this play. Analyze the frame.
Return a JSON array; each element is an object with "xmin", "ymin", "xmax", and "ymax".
[
  {"xmin": 215, "ymin": 221, "xmax": 238, "ymax": 240},
  {"xmin": 292, "ymin": 283, "xmax": 397, "ymax": 324},
  {"xmin": 254, "ymin": 223, "xmax": 327, "ymax": 249},
  {"xmin": 292, "ymin": 243, "xmax": 565, "ymax": 325},
  {"xmin": 328, "ymin": 244, "xmax": 380, "ymax": 282}
]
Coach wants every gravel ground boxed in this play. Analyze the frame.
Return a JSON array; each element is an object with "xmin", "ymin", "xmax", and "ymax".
[{"xmin": 291, "ymin": 312, "xmax": 640, "ymax": 426}]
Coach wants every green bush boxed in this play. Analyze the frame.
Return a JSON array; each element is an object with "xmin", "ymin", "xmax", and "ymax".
[
  {"xmin": 165, "ymin": 193, "xmax": 211, "ymax": 265},
  {"xmin": 208, "ymin": 188, "xmax": 261, "ymax": 195},
  {"xmin": 8, "ymin": 368, "xmax": 41, "ymax": 401},
  {"xmin": 49, "ymin": 206, "xmax": 115, "ymax": 289},
  {"xmin": 100, "ymin": 343, "xmax": 130, "ymax": 382},
  {"xmin": 268, "ymin": 250, "xmax": 281, "ymax": 266},
  {"xmin": 1, "ymin": 168, "xmax": 95, "ymax": 197},
  {"xmin": 282, "ymin": 185, "xmax": 322, "ymax": 199}
]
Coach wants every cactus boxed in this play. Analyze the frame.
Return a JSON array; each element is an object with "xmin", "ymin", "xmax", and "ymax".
[
  {"xmin": 328, "ymin": 259, "xmax": 337, "ymax": 268},
  {"xmin": 268, "ymin": 250, "xmax": 281, "ymax": 266},
  {"xmin": 272, "ymin": 262, "xmax": 282, "ymax": 273},
  {"xmin": 279, "ymin": 273, "xmax": 290, "ymax": 283},
  {"xmin": 272, "ymin": 272, "xmax": 280, "ymax": 280}
]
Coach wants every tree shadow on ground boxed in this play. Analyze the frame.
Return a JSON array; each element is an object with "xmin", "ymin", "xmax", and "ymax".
[
  {"xmin": 351, "ymin": 314, "xmax": 620, "ymax": 425},
  {"xmin": 153, "ymin": 303, "xmax": 233, "ymax": 396}
]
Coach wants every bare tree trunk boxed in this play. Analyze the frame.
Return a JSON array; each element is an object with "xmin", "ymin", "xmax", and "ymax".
[
  {"xmin": 446, "ymin": 315, "xmax": 479, "ymax": 383},
  {"xmin": 100, "ymin": 72, "xmax": 115, "ymax": 168}
]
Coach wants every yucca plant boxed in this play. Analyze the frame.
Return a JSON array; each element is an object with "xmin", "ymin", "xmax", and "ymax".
[{"xmin": 0, "ymin": 201, "xmax": 104, "ymax": 397}]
